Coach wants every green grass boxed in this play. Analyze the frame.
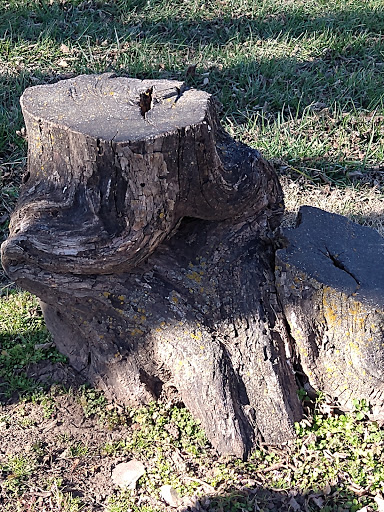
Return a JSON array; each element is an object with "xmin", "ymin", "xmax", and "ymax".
[
  {"xmin": 1, "ymin": 0, "xmax": 384, "ymax": 241},
  {"xmin": 1, "ymin": 0, "xmax": 384, "ymax": 177},
  {"xmin": 0, "ymin": 291, "xmax": 67, "ymax": 397},
  {"xmin": 1, "ymin": 0, "xmax": 384, "ymax": 510},
  {"xmin": 0, "ymin": 453, "xmax": 37, "ymax": 495}
]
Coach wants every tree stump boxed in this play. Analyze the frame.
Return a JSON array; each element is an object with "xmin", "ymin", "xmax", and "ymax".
[
  {"xmin": 276, "ymin": 206, "xmax": 384, "ymax": 418},
  {"xmin": 1, "ymin": 74, "xmax": 302, "ymax": 458}
]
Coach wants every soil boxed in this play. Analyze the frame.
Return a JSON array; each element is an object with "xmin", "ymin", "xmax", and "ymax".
[
  {"xmin": 0, "ymin": 360, "xmax": 309, "ymax": 512},
  {"xmin": 0, "ymin": 365, "xmax": 127, "ymax": 510}
]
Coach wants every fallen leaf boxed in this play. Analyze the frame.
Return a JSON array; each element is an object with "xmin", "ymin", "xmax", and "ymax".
[
  {"xmin": 60, "ymin": 43, "xmax": 70, "ymax": 54},
  {"xmin": 347, "ymin": 483, "xmax": 367, "ymax": 496},
  {"xmin": 322, "ymin": 483, "xmax": 331, "ymax": 495},
  {"xmin": 34, "ymin": 342, "xmax": 54, "ymax": 350}
]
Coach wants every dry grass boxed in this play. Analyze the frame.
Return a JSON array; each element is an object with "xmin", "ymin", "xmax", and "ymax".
[{"xmin": 280, "ymin": 176, "xmax": 384, "ymax": 236}]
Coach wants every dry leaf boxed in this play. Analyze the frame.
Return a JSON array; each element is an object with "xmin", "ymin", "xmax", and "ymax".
[
  {"xmin": 60, "ymin": 43, "xmax": 70, "ymax": 54},
  {"xmin": 322, "ymin": 483, "xmax": 331, "ymax": 495}
]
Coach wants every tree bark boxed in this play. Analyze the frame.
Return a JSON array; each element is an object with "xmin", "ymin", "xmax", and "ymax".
[
  {"xmin": 275, "ymin": 206, "xmax": 384, "ymax": 419},
  {"xmin": 2, "ymin": 73, "xmax": 303, "ymax": 457}
]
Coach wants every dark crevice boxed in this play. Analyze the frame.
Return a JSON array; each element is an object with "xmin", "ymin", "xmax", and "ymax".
[
  {"xmin": 271, "ymin": 233, "xmax": 307, "ymax": 393},
  {"xmin": 218, "ymin": 341, "xmax": 254, "ymax": 459},
  {"xmin": 139, "ymin": 86, "xmax": 153, "ymax": 118},
  {"xmin": 22, "ymin": 171, "xmax": 30, "ymax": 184},
  {"xmin": 324, "ymin": 246, "xmax": 361, "ymax": 291},
  {"xmin": 139, "ymin": 368, "xmax": 163, "ymax": 399},
  {"xmin": 96, "ymin": 138, "xmax": 103, "ymax": 156}
]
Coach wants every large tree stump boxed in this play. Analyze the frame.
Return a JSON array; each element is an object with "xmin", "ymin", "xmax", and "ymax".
[
  {"xmin": 276, "ymin": 206, "xmax": 384, "ymax": 418},
  {"xmin": 1, "ymin": 74, "xmax": 302, "ymax": 458}
]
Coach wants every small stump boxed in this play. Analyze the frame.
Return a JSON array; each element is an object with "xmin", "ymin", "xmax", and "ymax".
[{"xmin": 276, "ymin": 206, "xmax": 384, "ymax": 417}]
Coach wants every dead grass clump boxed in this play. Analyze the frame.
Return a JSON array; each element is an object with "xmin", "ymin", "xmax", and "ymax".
[{"xmin": 280, "ymin": 176, "xmax": 384, "ymax": 237}]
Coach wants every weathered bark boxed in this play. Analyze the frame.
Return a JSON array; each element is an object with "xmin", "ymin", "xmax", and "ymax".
[
  {"xmin": 1, "ymin": 74, "xmax": 301, "ymax": 458},
  {"xmin": 276, "ymin": 206, "xmax": 384, "ymax": 419}
]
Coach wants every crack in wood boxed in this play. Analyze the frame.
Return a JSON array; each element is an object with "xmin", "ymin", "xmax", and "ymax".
[{"xmin": 324, "ymin": 246, "xmax": 361, "ymax": 292}]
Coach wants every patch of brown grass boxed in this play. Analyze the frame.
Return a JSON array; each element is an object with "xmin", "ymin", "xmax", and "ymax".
[{"xmin": 280, "ymin": 176, "xmax": 384, "ymax": 237}]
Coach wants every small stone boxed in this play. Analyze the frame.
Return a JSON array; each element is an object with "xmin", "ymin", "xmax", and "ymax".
[
  {"xmin": 111, "ymin": 460, "xmax": 145, "ymax": 489},
  {"xmin": 159, "ymin": 485, "xmax": 182, "ymax": 508},
  {"xmin": 181, "ymin": 495, "xmax": 202, "ymax": 511},
  {"xmin": 375, "ymin": 494, "xmax": 384, "ymax": 512}
]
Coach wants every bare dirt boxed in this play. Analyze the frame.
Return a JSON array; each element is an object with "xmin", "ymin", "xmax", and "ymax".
[{"xmin": 0, "ymin": 360, "xmax": 312, "ymax": 512}]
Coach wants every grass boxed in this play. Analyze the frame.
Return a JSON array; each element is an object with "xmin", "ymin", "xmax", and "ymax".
[
  {"xmin": 0, "ymin": 291, "xmax": 67, "ymax": 397},
  {"xmin": 1, "ymin": 0, "xmax": 384, "ymax": 247},
  {"xmin": 1, "ymin": 0, "xmax": 384, "ymax": 510}
]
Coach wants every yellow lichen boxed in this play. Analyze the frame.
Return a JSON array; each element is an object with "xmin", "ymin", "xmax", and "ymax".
[
  {"xmin": 322, "ymin": 287, "xmax": 341, "ymax": 327},
  {"xmin": 186, "ymin": 271, "xmax": 203, "ymax": 283}
]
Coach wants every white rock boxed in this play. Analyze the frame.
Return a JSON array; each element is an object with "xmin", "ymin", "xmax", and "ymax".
[
  {"xmin": 111, "ymin": 460, "xmax": 145, "ymax": 489},
  {"xmin": 375, "ymin": 494, "xmax": 384, "ymax": 512},
  {"xmin": 159, "ymin": 485, "xmax": 182, "ymax": 508}
]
